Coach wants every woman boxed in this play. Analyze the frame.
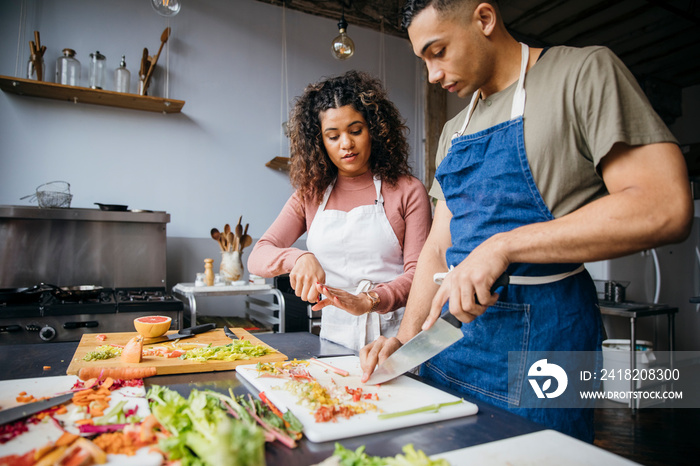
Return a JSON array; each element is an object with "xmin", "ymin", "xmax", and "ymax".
[{"xmin": 248, "ymin": 70, "xmax": 432, "ymax": 352}]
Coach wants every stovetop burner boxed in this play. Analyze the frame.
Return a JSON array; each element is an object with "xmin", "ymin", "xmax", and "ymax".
[
  {"xmin": 116, "ymin": 288, "xmax": 174, "ymax": 302},
  {"xmin": 0, "ymin": 286, "xmax": 184, "ymax": 344}
]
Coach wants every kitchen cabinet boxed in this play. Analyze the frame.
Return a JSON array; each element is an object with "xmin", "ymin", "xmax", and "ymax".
[{"xmin": 0, "ymin": 75, "xmax": 184, "ymax": 113}]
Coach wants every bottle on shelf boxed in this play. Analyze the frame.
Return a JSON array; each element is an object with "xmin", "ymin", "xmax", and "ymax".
[
  {"xmin": 114, "ymin": 55, "xmax": 130, "ymax": 93},
  {"xmin": 88, "ymin": 51, "xmax": 106, "ymax": 89}
]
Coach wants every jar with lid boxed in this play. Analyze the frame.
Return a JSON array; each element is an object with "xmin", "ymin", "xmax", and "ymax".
[
  {"xmin": 114, "ymin": 55, "xmax": 130, "ymax": 93},
  {"xmin": 88, "ymin": 51, "xmax": 106, "ymax": 89},
  {"xmin": 56, "ymin": 48, "xmax": 81, "ymax": 86}
]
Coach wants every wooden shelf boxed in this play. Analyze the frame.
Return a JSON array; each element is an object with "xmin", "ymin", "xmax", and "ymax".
[
  {"xmin": 266, "ymin": 156, "xmax": 290, "ymax": 172},
  {"xmin": 0, "ymin": 75, "xmax": 184, "ymax": 113}
]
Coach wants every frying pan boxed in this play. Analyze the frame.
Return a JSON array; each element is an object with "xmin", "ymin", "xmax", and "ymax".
[
  {"xmin": 26, "ymin": 283, "xmax": 105, "ymax": 301},
  {"xmin": 95, "ymin": 203, "xmax": 129, "ymax": 211}
]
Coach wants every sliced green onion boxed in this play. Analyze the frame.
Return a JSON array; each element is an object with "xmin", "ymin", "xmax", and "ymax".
[{"xmin": 377, "ymin": 399, "xmax": 464, "ymax": 420}]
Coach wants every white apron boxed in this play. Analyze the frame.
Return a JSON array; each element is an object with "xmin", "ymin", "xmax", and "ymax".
[{"xmin": 306, "ymin": 176, "xmax": 405, "ymax": 352}]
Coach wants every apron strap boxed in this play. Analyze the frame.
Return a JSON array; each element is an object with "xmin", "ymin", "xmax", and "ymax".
[
  {"xmin": 373, "ymin": 176, "xmax": 384, "ymax": 205},
  {"xmin": 433, "ymin": 264, "xmax": 585, "ymax": 286},
  {"xmin": 317, "ymin": 181, "xmax": 335, "ymax": 213},
  {"xmin": 452, "ymin": 42, "xmax": 529, "ymax": 141}
]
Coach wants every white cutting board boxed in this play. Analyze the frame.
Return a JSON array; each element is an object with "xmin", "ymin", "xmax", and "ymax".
[
  {"xmin": 0, "ymin": 375, "xmax": 161, "ymax": 465},
  {"xmin": 235, "ymin": 355, "xmax": 478, "ymax": 443},
  {"xmin": 432, "ymin": 429, "xmax": 641, "ymax": 465}
]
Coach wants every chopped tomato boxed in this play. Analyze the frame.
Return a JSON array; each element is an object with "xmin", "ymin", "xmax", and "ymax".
[{"xmin": 96, "ymin": 334, "xmax": 107, "ymax": 341}]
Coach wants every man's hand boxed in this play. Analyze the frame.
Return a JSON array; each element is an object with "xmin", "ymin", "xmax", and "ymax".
[
  {"xmin": 289, "ymin": 253, "xmax": 325, "ymax": 303},
  {"xmin": 311, "ymin": 283, "xmax": 372, "ymax": 316},
  {"xmin": 360, "ymin": 335, "xmax": 403, "ymax": 383},
  {"xmin": 423, "ymin": 236, "xmax": 509, "ymax": 330}
]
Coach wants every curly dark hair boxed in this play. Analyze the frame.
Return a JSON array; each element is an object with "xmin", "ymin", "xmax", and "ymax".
[{"xmin": 288, "ymin": 70, "xmax": 412, "ymax": 204}]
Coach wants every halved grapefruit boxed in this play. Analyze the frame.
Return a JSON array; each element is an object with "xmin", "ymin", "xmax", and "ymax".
[{"xmin": 134, "ymin": 315, "xmax": 172, "ymax": 337}]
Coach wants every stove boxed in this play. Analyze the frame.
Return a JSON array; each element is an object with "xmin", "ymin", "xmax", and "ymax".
[{"xmin": 0, "ymin": 286, "xmax": 183, "ymax": 345}]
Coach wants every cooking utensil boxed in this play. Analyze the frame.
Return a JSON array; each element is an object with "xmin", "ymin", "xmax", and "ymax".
[
  {"xmin": 240, "ymin": 223, "xmax": 252, "ymax": 251},
  {"xmin": 94, "ymin": 203, "xmax": 128, "ymax": 211},
  {"xmin": 235, "ymin": 217, "xmax": 243, "ymax": 240},
  {"xmin": 142, "ymin": 27, "xmax": 171, "ymax": 92},
  {"xmin": 366, "ymin": 273, "xmax": 510, "ymax": 385},
  {"xmin": 0, "ymin": 392, "xmax": 74, "ymax": 426},
  {"xmin": 143, "ymin": 322, "xmax": 216, "ymax": 345},
  {"xmin": 211, "ymin": 228, "xmax": 225, "ymax": 251},
  {"xmin": 223, "ymin": 326, "xmax": 238, "ymax": 340},
  {"xmin": 28, "ymin": 283, "xmax": 104, "ymax": 301}
]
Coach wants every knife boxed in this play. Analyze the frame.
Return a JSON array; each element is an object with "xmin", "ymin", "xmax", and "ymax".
[
  {"xmin": 143, "ymin": 322, "xmax": 216, "ymax": 345},
  {"xmin": 0, "ymin": 392, "xmax": 74, "ymax": 426},
  {"xmin": 365, "ymin": 272, "xmax": 509, "ymax": 385}
]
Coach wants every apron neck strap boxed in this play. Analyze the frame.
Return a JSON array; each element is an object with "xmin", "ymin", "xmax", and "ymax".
[
  {"xmin": 317, "ymin": 175, "xmax": 383, "ymax": 211},
  {"xmin": 452, "ymin": 42, "xmax": 529, "ymax": 140}
]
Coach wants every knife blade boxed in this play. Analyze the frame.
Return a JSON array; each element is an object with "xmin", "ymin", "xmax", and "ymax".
[
  {"xmin": 143, "ymin": 322, "xmax": 216, "ymax": 345},
  {"xmin": 365, "ymin": 272, "xmax": 509, "ymax": 385},
  {"xmin": 0, "ymin": 392, "xmax": 74, "ymax": 426}
]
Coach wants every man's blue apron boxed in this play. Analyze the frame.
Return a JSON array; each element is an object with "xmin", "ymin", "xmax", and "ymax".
[{"xmin": 425, "ymin": 43, "xmax": 603, "ymax": 442}]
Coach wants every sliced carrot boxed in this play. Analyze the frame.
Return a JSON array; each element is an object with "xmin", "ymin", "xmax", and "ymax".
[
  {"xmin": 78, "ymin": 366, "xmax": 157, "ymax": 381},
  {"xmin": 101, "ymin": 377, "xmax": 114, "ymax": 389},
  {"xmin": 55, "ymin": 432, "xmax": 80, "ymax": 447},
  {"xmin": 74, "ymin": 419, "xmax": 94, "ymax": 425}
]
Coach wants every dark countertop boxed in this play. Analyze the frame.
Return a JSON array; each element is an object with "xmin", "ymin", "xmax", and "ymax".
[{"xmin": 1, "ymin": 332, "xmax": 544, "ymax": 465}]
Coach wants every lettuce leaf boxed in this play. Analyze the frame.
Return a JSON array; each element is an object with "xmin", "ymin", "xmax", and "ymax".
[{"xmin": 147, "ymin": 385, "xmax": 265, "ymax": 466}]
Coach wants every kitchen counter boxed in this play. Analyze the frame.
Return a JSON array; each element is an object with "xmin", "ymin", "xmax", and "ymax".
[{"xmin": 0, "ymin": 332, "xmax": 545, "ymax": 465}]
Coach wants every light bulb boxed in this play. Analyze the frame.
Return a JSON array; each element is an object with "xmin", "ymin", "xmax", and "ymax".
[
  {"xmin": 331, "ymin": 15, "xmax": 355, "ymax": 60},
  {"xmin": 151, "ymin": 0, "xmax": 180, "ymax": 17}
]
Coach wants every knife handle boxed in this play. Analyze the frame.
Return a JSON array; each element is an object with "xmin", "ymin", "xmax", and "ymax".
[
  {"xmin": 180, "ymin": 322, "xmax": 216, "ymax": 336},
  {"xmin": 438, "ymin": 273, "xmax": 510, "ymax": 329}
]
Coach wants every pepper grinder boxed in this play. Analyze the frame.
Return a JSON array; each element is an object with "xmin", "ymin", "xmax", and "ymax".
[{"xmin": 204, "ymin": 258, "xmax": 215, "ymax": 286}]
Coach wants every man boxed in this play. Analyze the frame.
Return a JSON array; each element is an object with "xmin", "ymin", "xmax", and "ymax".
[{"xmin": 360, "ymin": 0, "xmax": 692, "ymax": 442}]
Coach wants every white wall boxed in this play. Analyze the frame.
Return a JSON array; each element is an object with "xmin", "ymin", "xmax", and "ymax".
[{"xmin": 0, "ymin": 0, "xmax": 424, "ymax": 243}]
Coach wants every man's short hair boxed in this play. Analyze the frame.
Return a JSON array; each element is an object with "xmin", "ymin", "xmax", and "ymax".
[{"xmin": 401, "ymin": 0, "xmax": 499, "ymax": 30}]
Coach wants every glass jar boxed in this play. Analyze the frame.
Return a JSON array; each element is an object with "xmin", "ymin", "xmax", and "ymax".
[
  {"xmin": 56, "ymin": 48, "xmax": 81, "ymax": 86},
  {"xmin": 114, "ymin": 55, "xmax": 130, "ymax": 93},
  {"xmin": 26, "ymin": 56, "xmax": 45, "ymax": 81},
  {"xmin": 88, "ymin": 51, "xmax": 106, "ymax": 89}
]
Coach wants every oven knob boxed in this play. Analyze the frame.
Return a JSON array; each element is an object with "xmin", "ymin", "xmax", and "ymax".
[{"xmin": 39, "ymin": 326, "xmax": 57, "ymax": 341}]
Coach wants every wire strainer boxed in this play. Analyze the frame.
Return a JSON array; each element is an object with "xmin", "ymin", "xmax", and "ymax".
[{"xmin": 21, "ymin": 181, "xmax": 73, "ymax": 208}]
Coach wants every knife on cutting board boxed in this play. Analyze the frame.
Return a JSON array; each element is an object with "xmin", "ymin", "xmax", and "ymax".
[
  {"xmin": 143, "ymin": 322, "xmax": 216, "ymax": 345},
  {"xmin": 0, "ymin": 392, "xmax": 74, "ymax": 426},
  {"xmin": 365, "ymin": 272, "xmax": 509, "ymax": 385}
]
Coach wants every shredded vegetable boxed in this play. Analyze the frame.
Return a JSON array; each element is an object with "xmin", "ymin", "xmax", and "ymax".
[
  {"xmin": 377, "ymin": 399, "xmax": 465, "ymax": 420},
  {"xmin": 180, "ymin": 340, "xmax": 274, "ymax": 362},
  {"xmin": 82, "ymin": 345, "xmax": 122, "ymax": 361}
]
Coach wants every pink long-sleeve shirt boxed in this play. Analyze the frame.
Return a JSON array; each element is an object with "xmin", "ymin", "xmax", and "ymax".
[{"xmin": 248, "ymin": 171, "xmax": 432, "ymax": 314}]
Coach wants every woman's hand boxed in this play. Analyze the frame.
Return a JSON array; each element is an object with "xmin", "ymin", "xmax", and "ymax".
[
  {"xmin": 311, "ymin": 283, "xmax": 373, "ymax": 316},
  {"xmin": 289, "ymin": 253, "xmax": 326, "ymax": 303}
]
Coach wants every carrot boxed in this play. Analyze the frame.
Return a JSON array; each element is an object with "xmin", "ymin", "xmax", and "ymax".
[
  {"xmin": 55, "ymin": 432, "xmax": 80, "ymax": 447},
  {"xmin": 78, "ymin": 366, "xmax": 157, "ymax": 381},
  {"xmin": 121, "ymin": 336, "xmax": 144, "ymax": 363},
  {"xmin": 308, "ymin": 357, "xmax": 350, "ymax": 376}
]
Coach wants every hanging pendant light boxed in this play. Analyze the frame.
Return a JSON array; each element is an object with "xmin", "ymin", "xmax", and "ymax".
[
  {"xmin": 331, "ymin": 9, "xmax": 355, "ymax": 60},
  {"xmin": 151, "ymin": 0, "xmax": 180, "ymax": 17}
]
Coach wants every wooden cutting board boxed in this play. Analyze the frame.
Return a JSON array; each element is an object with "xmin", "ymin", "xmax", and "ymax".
[{"xmin": 66, "ymin": 328, "xmax": 287, "ymax": 377}]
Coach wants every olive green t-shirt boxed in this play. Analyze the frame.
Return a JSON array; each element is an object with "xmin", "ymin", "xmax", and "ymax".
[{"xmin": 429, "ymin": 46, "xmax": 677, "ymax": 218}]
